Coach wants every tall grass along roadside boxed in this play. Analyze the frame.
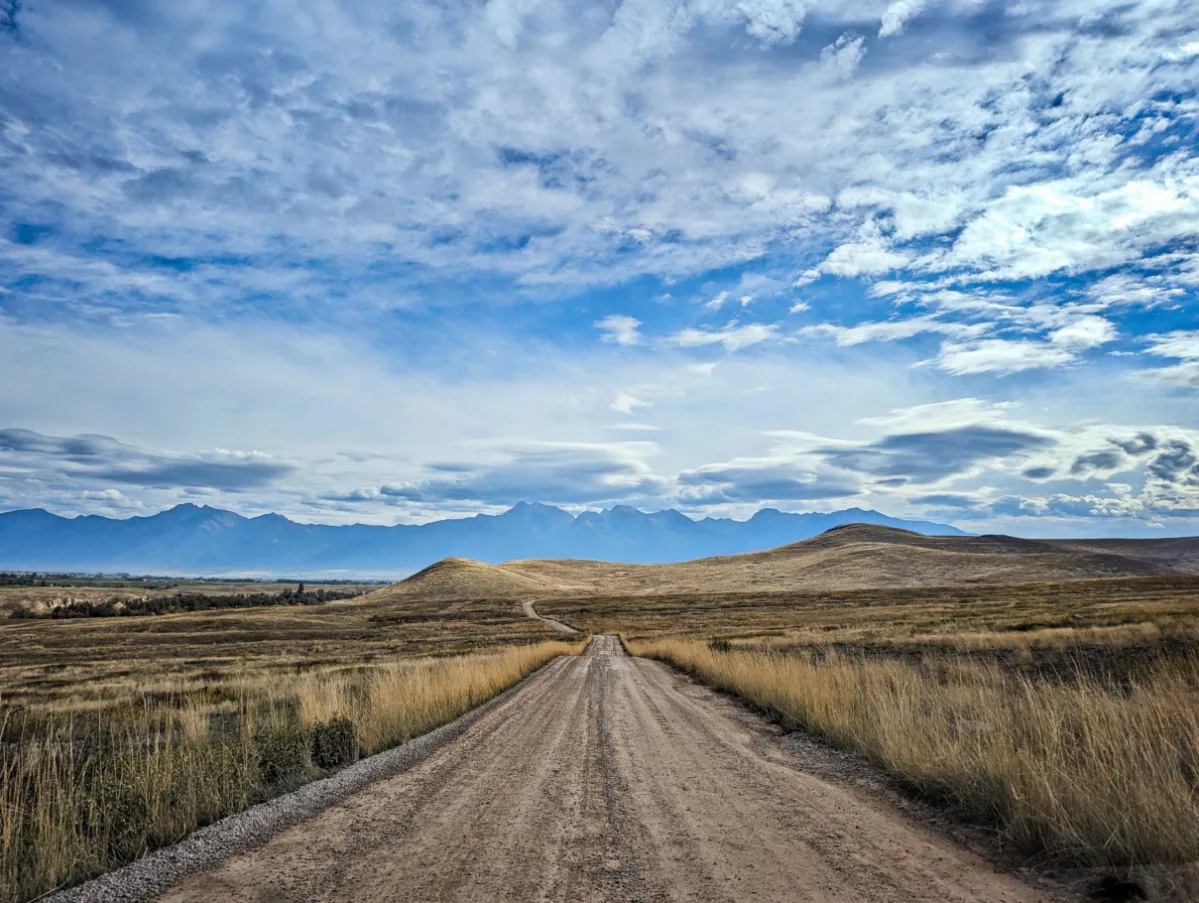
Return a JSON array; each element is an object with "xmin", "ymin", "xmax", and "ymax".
[
  {"xmin": 629, "ymin": 637, "xmax": 1199, "ymax": 893},
  {"xmin": 0, "ymin": 638, "xmax": 587, "ymax": 902}
]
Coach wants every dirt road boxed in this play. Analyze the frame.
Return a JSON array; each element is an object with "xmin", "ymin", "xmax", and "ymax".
[
  {"xmin": 522, "ymin": 599, "xmax": 579, "ymax": 633},
  {"xmin": 156, "ymin": 637, "xmax": 1060, "ymax": 903}
]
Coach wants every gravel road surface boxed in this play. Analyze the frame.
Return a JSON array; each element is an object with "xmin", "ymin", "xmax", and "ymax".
[{"xmin": 142, "ymin": 636, "xmax": 1062, "ymax": 903}]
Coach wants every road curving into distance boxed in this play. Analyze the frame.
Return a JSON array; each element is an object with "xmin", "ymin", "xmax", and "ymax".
[
  {"xmin": 135, "ymin": 636, "xmax": 1065, "ymax": 903},
  {"xmin": 521, "ymin": 598, "xmax": 579, "ymax": 633}
]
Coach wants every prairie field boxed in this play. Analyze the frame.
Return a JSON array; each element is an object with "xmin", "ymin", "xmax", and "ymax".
[{"xmin": 0, "ymin": 580, "xmax": 587, "ymax": 902}]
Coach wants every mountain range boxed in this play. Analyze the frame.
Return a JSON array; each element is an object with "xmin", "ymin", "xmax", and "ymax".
[{"xmin": 0, "ymin": 503, "xmax": 968, "ymax": 577}]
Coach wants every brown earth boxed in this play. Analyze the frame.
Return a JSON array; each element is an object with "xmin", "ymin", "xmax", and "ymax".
[
  {"xmin": 155, "ymin": 636, "xmax": 1067, "ymax": 903},
  {"xmin": 373, "ymin": 523, "xmax": 1191, "ymax": 601}
]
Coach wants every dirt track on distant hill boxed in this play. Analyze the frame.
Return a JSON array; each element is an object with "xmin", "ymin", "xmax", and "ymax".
[
  {"xmin": 522, "ymin": 598, "xmax": 578, "ymax": 632},
  {"xmin": 154, "ymin": 637, "xmax": 1063, "ymax": 903}
]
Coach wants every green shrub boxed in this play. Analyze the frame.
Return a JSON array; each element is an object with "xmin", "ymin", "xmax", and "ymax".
[
  {"xmin": 310, "ymin": 716, "xmax": 359, "ymax": 769},
  {"xmin": 255, "ymin": 722, "xmax": 310, "ymax": 786}
]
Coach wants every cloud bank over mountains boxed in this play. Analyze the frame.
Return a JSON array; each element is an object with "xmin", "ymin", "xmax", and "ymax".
[{"xmin": 0, "ymin": 0, "xmax": 1197, "ymax": 537}]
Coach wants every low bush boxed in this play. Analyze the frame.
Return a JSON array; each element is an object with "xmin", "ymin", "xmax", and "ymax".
[
  {"xmin": 310, "ymin": 715, "xmax": 359, "ymax": 769},
  {"xmin": 254, "ymin": 720, "xmax": 311, "ymax": 786}
]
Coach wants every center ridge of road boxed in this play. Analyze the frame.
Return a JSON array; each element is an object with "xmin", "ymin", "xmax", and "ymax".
[{"xmin": 150, "ymin": 636, "xmax": 1060, "ymax": 903}]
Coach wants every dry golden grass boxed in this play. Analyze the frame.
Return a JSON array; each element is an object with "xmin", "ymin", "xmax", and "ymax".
[
  {"xmin": 365, "ymin": 557, "xmax": 560, "ymax": 600},
  {"xmin": 0, "ymin": 638, "xmax": 587, "ymax": 902},
  {"xmin": 0, "ymin": 587, "xmax": 565, "ymax": 715},
  {"xmin": 540, "ymin": 573, "xmax": 1199, "ymax": 647},
  {"xmin": 629, "ymin": 637, "xmax": 1199, "ymax": 895},
  {"xmin": 496, "ymin": 524, "xmax": 1191, "ymax": 595},
  {"xmin": 366, "ymin": 525, "xmax": 1198, "ymax": 604}
]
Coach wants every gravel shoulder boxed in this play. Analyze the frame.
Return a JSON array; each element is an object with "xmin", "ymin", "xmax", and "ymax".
[{"xmin": 111, "ymin": 636, "xmax": 1072, "ymax": 903}]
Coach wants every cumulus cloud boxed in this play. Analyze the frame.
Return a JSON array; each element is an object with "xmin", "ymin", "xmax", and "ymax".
[
  {"xmin": 879, "ymin": 0, "xmax": 927, "ymax": 38},
  {"xmin": 936, "ymin": 175, "xmax": 1199, "ymax": 282},
  {"xmin": 595, "ymin": 315, "xmax": 643, "ymax": 346},
  {"xmin": 819, "ymin": 221, "xmax": 910, "ymax": 278},
  {"xmin": 916, "ymin": 310, "xmax": 1119, "ymax": 375}
]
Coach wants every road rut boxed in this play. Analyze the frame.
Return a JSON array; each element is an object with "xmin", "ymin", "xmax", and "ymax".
[{"xmin": 156, "ymin": 636, "xmax": 1062, "ymax": 903}]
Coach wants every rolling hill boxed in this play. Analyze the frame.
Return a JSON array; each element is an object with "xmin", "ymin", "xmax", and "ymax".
[{"xmin": 375, "ymin": 523, "xmax": 1195, "ymax": 600}]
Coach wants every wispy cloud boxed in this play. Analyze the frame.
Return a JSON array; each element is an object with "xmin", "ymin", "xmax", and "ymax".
[{"xmin": 672, "ymin": 323, "xmax": 779, "ymax": 352}]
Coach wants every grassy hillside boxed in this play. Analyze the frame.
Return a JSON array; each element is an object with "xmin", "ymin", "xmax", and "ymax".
[{"xmin": 381, "ymin": 523, "xmax": 1188, "ymax": 600}]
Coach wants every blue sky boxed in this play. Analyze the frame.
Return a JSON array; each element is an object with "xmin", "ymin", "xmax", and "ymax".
[{"xmin": 1, "ymin": 0, "xmax": 1197, "ymax": 536}]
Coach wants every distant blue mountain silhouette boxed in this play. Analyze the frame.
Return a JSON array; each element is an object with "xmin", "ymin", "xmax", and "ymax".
[{"xmin": 0, "ymin": 502, "xmax": 968, "ymax": 576}]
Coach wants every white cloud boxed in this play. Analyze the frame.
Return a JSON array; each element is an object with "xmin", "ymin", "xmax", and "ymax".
[
  {"xmin": 609, "ymin": 422, "xmax": 660, "ymax": 431},
  {"xmin": 595, "ymin": 315, "xmax": 643, "ymax": 346},
  {"xmin": 820, "ymin": 221, "xmax": 911, "ymax": 278},
  {"xmin": 801, "ymin": 314, "xmax": 984, "ymax": 346},
  {"xmin": 610, "ymin": 391, "xmax": 650, "ymax": 415},
  {"xmin": 1142, "ymin": 331, "xmax": 1199, "ymax": 388},
  {"xmin": 737, "ymin": 0, "xmax": 808, "ymax": 46},
  {"xmin": 672, "ymin": 322, "xmax": 779, "ymax": 352},
  {"xmin": 935, "ymin": 339, "xmax": 1077, "ymax": 375},
  {"xmin": 879, "ymin": 0, "xmax": 928, "ymax": 38},
  {"xmin": 936, "ymin": 173, "xmax": 1199, "ymax": 281},
  {"xmin": 857, "ymin": 398, "xmax": 1015, "ymax": 431},
  {"xmin": 819, "ymin": 33, "xmax": 866, "ymax": 79},
  {"xmin": 705, "ymin": 290, "xmax": 731, "ymax": 311},
  {"xmin": 1049, "ymin": 315, "xmax": 1116, "ymax": 349},
  {"xmin": 1146, "ymin": 331, "xmax": 1199, "ymax": 361}
]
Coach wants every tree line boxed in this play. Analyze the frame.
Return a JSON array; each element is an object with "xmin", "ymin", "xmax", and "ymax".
[{"xmin": 9, "ymin": 586, "xmax": 360, "ymax": 619}]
